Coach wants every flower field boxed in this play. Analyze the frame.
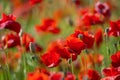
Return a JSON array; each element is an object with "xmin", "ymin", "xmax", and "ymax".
[{"xmin": 1, "ymin": 0, "xmax": 120, "ymax": 80}]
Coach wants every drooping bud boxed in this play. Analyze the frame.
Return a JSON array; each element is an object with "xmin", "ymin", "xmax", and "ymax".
[
  {"xmin": 18, "ymin": 29, "xmax": 23, "ymax": 37},
  {"xmin": 66, "ymin": 17, "xmax": 74, "ymax": 26},
  {"xmin": 29, "ymin": 42, "xmax": 36, "ymax": 53},
  {"xmin": 105, "ymin": 28, "xmax": 109, "ymax": 34},
  {"xmin": 114, "ymin": 42, "xmax": 118, "ymax": 52}
]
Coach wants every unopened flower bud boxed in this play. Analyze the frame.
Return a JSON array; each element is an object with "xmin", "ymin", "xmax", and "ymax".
[
  {"xmin": 29, "ymin": 42, "xmax": 36, "ymax": 53},
  {"xmin": 66, "ymin": 17, "xmax": 74, "ymax": 26},
  {"xmin": 105, "ymin": 28, "xmax": 109, "ymax": 34},
  {"xmin": 18, "ymin": 29, "xmax": 23, "ymax": 37}
]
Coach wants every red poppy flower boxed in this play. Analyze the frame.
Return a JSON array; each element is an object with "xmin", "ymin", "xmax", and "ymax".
[
  {"xmin": 33, "ymin": 68, "xmax": 50, "ymax": 76},
  {"xmin": 108, "ymin": 20, "xmax": 120, "ymax": 37},
  {"xmin": 29, "ymin": 0, "xmax": 43, "ymax": 5},
  {"xmin": 82, "ymin": 13, "xmax": 103, "ymax": 27},
  {"xmin": 66, "ymin": 30, "xmax": 94, "ymax": 55},
  {"xmin": 2, "ymin": 33, "xmax": 20, "ymax": 48},
  {"xmin": 114, "ymin": 74, "xmax": 120, "ymax": 80},
  {"xmin": 102, "ymin": 67, "xmax": 120, "ymax": 77},
  {"xmin": 47, "ymin": 40, "xmax": 71, "ymax": 59},
  {"xmin": 38, "ymin": 68, "xmax": 50, "ymax": 76},
  {"xmin": 35, "ymin": 18, "xmax": 60, "ymax": 34},
  {"xmin": 101, "ymin": 76, "xmax": 114, "ymax": 80},
  {"xmin": 72, "ymin": 30, "xmax": 94, "ymax": 48},
  {"xmin": 80, "ymin": 31, "xmax": 94, "ymax": 49},
  {"xmin": 95, "ymin": 1, "xmax": 111, "ymax": 18},
  {"xmin": 95, "ymin": 28, "xmax": 103, "ymax": 47},
  {"xmin": 0, "ymin": 13, "xmax": 21, "ymax": 34},
  {"xmin": 101, "ymin": 73, "xmax": 120, "ymax": 80},
  {"xmin": 111, "ymin": 51, "xmax": 120, "ymax": 67},
  {"xmin": 41, "ymin": 51, "xmax": 61, "ymax": 68},
  {"xmin": 22, "ymin": 33, "xmax": 35, "ymax": 50},
  {"xmin": 22, "ymin": 33, "xmax": 33, "ymax": 49},
  {"xmin": 87, "ymin": 69, "xmax": 101, "ymax": 80},
  {"xmin": 22, "ymin": 33, "xmax": 42, "ymax": 52},
  {"xmin": 47, "ymin": 40, "xmax": 78, "ymax": 61},
  {"xmin": 66, "ymin": 36, "xmax": 85, "ymax": 55},
  {"xmin": 50, "ymin": 72, "xmax": 63, "ymax": 80},
  {"xmin": 65, "ymin": 72, "xmax": 76, "ymax": 80},
  {"xmin": 27, "ymin": 70, "xmax": 49, "ymax": 80},
  {"xmin": 102, "ymin": 67, "xmax": 120, "ymax": 80}
]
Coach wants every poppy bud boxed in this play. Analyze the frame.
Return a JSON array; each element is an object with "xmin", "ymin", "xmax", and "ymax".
[
  {"xmin": 18, "ymin": 29, "xmax": 23, "ymax": 37},
  {"xmin": 66, "ymin": 17, "xmax": 74, "ymax": 26},
  {"xmin": 105, "ymin": 28, "xmax": 109, "ymax": 34},
  {"xmin": 29, "ymin": 42, "xmax": 36, "ymax": 53}
]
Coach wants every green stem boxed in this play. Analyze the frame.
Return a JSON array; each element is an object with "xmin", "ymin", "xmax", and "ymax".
[
  {"xmin": 71, "ymin": 62, "xmax": 74, "ymax": 74},
  {"xmin": 20, "ymin": 54, "xmax": 27, "ymax": 80},
  {"xmin": 69, "ymin": 58, "xmax": 74, "ymax": 74},
  {"xmin": 23, "ymin": 54, "xmax": 27, "ymax": 80},
  {"xmin": 105, "ymin": 32, "xmax": 110, "ymax": 67}
]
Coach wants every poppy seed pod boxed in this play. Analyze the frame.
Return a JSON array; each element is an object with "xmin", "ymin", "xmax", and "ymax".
[{"xmin": 78, "ymin": 34, "xmax": 83, "ymax": 40}]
